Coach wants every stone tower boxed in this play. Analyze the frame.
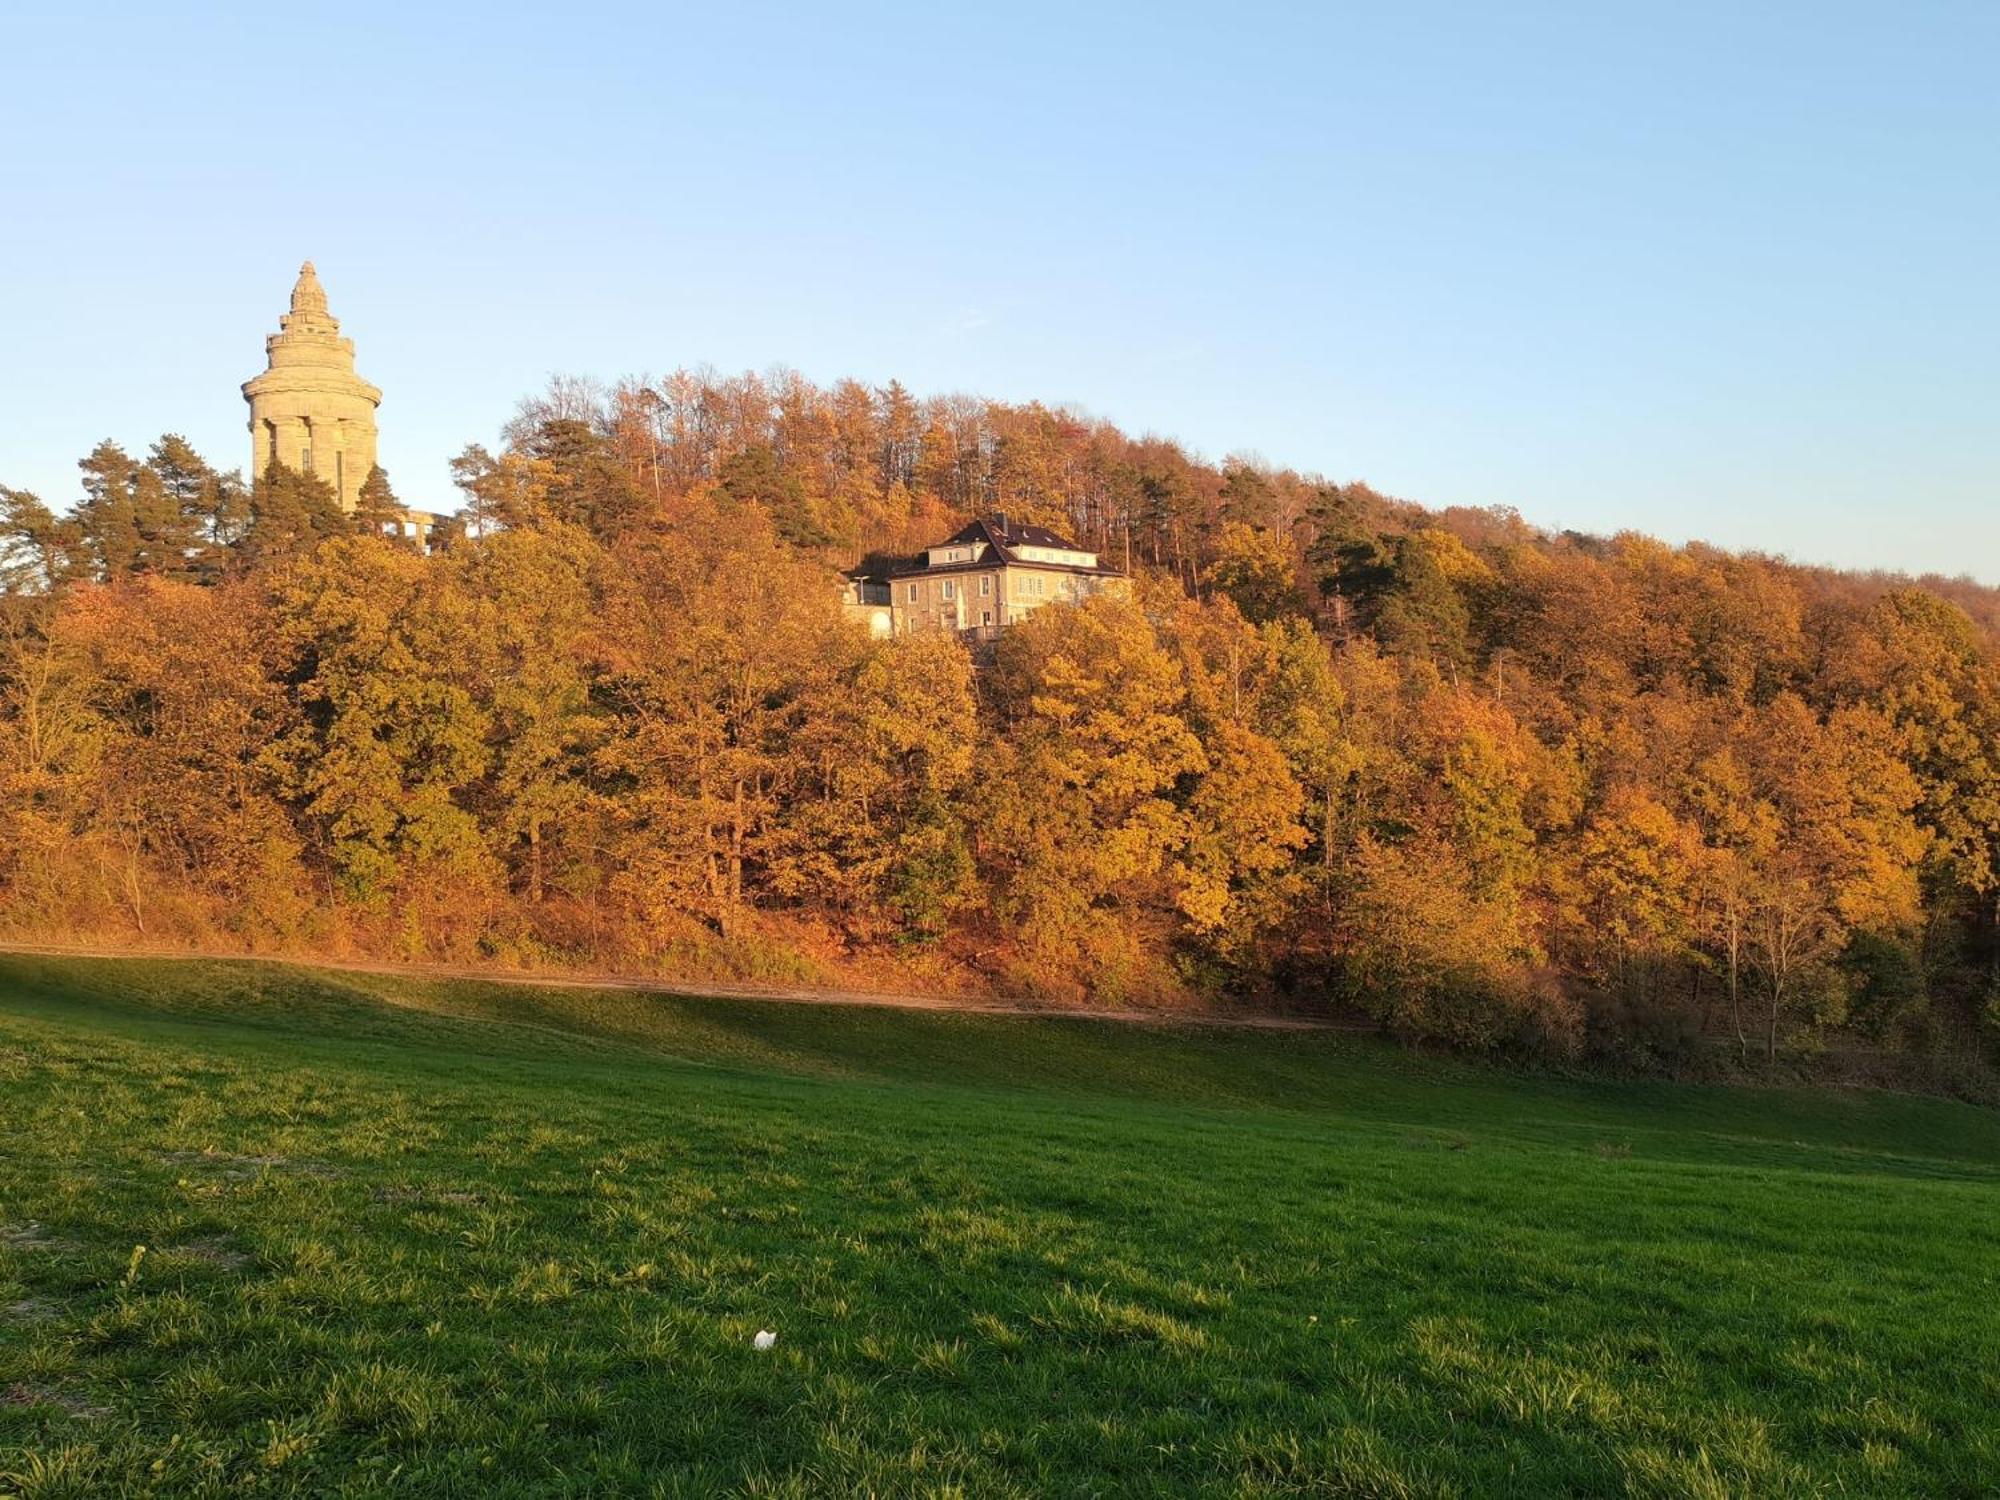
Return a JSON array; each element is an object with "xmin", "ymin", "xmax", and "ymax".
[{"xmin": 241, "ymin": 261, "xmax": 381, "ymax": 513}]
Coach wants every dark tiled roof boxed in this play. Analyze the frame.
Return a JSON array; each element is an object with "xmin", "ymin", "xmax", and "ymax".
[
  {"xmin": 887, "ymin": 516, "xmax": 1120, "ymax": 581},
  {"xmin": 935, "ymin": 519, "xmax": 990, "ymax": 548},
  {"xmin": 938, "ymin": 516, "xmax": 1091, "ymax": 553}
]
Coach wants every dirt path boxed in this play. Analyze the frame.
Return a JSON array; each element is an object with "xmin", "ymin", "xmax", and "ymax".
[{"xmin": 0, "ymin": 938, "xmax": 1364, "ymax": 1034}]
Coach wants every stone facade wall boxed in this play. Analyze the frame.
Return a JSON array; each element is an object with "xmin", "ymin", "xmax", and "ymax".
[
  {"xmin": 241, "ymin": 262, "xmax": 382, "ymax": 513},
  {"xmin": 890, "ymin": 566, "xmax": 1128, "ymax": 636}
]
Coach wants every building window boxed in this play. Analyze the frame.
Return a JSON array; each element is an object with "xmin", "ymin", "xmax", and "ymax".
[
  {"xmin": 907, "ymin": 583, "xmax": 918, "ymax": 603},
  {"xmin": 981, "ymin": 610, "xmax": 992, "ymax": 626},
  {"xmin": 979, "ymin": 575, "xmax": 991, "ymax": 596},
  {"xmin": 941, "ymin": 580, "xmax": 955, "ymax": 601}
]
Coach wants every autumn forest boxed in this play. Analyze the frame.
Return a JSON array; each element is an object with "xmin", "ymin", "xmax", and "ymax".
[{"xmin": 5, "ymin": 370, "xmax": 1999, "ymax": 1085}]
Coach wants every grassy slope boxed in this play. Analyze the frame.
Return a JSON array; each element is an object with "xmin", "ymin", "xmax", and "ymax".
[{"xmin": 0, "ymin": 956, "xmax": 1996, "ymax": 1498}]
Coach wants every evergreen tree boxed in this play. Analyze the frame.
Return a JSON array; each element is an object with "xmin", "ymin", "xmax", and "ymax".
[
  {"xmin": 1303, "ymin": 485, "xmax": 1394, "ymax": 595},
  {"xmin": 519, "ymin": 417, "xmax": 647, "ymax": 537},
  {"xmin": 1217, "ymin": 463, "xmax": 1279, "ymax": 531},
  {"xmin": 718, "ymin": 443, "xmax": 832, "ymax": 549},
  {"xmin": 148, "ymin": 434, "xmax": 248, "ymax": 567},
  {"xmin": 146, "ymin": 434, "xmax": 215, "ymax": 520},
  {"xmin": 129, "ymin": 463, "xmax": 205, "ymax": 581},
  {"xmin": 75, "ymin": 441, "xmax": 142, "ymax": 580},
  {"xmin": 241, "ymin": 460, "xmax": 350, "ymax": 570},
  {"xmin": 1375, "ymin": 529, "xmax": 1491, "ymax": 672},
  {"xmin": 72, "ymin": 438, "xmax": 218, "ymax": 581},
  {"xmin": 355, "ymin": 464, "xmax": 406, "ymax": 543},
  {"xmin": 205, "ymin": 470, "xmax": 252, "ymax": 554},
  {"xmin": 0, "ymin": 489, "xmax": 85, "ymax": 594}
]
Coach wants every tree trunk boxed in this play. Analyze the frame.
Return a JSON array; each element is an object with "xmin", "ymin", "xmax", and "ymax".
[
  {"xmin": 1766, "ymin": 975, "xmax": 1783, "ymax": 1063},
  {"xmin": 1991, "ymin": 889, "xmax": 2000, "ymax": 981},
  {"xmin": 729, "ymin": 778, "xmax": 747, "ymax": 912},
  {"xmin": 1725, "ymin": 908, "xmax": 1746, "ymax": 1060}
]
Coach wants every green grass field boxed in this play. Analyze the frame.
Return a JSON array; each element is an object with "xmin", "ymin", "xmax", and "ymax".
[{"xmin": 1, "ymin": 955, "xmax": 1997, "ymax": 1497}]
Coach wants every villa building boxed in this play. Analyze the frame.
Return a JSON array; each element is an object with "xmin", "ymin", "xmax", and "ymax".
[
  {"xmin": 840, "ymin": 570, "xmax": 896, "ymax": 637},
  {"xmin": 882, "ymin": 517, "xmax": 1128, "ymax": 640}
]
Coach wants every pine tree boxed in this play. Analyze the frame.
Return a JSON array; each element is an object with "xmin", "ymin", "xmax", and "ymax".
[
  {"xmin": 355, "ymin": 464, "xmax": 407, "ymax": 544},
  {"xmin": 148, "ymin": 434, "xmax": 246, "ymax": 570},
  {"xmin": 718, "ymin": 444, "xmax": 832, "ymax": 549},
  {"xmin": 1217, "ymin": 463, "xmax": 1279, "ymax": 530},
  {"xmin": 520, "ymin": 418, "xmax": 647, "ymax": 537},
  {"xmin": 204, "ymin": 471, "xmax": 252, "ymax": 555},
  {"xmin": 241, "ymin": 460, "xmax": 350, "ymax": 570},
  {"xmin": 1301, "ymin": 483, "xmax": 1395, "ymax": 627},
  {"xmin": 0, "ymin": 489, "xmax": 85, "ymax": 594},
  {"xmin": 129, "ymin": 463, "xmax": 204, "ymax": 581},
  {"xmin": 75, "ymin": 441, "xmax": 142, "ymax": 580}
]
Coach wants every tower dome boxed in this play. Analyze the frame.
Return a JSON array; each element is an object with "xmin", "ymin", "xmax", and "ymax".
[{"xmin": 241, "ymin": 261, "xmax": 381, "ymax": 512}]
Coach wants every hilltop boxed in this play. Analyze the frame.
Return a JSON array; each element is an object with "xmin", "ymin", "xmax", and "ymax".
[{"xmin": 5, "ymin": 367, "xmax": 2000, "ymax": 1087}]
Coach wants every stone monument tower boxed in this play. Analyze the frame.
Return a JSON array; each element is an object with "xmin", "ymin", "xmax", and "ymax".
[{"xmin": 241, "ymin": 261, "xmax": 381, "ymax": 512}]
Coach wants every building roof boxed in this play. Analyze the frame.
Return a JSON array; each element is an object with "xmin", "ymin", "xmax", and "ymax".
[
  {"xmin": 936, "ymin": 516, "xmax": 1090, "ymax": 552},
  {"xmin": 291, "ymin": 260, "xmax": 329, "ymax": 317},
  {"xmin": 885, "ymin": 516, "xmax": 1124, "ymax": 580}
]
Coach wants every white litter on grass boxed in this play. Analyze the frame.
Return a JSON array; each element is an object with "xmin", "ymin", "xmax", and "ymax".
[{"xmin": 753, "ymin": 1329, "xmax": 777, "ymax": 1351}]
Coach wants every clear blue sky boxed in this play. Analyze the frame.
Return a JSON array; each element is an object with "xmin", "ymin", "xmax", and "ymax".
[{"xmin": 3, "ymin": 2, "xmax": 1995, "ymax": 578}]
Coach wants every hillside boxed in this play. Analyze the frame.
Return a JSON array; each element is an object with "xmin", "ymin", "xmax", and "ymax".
[
  {"xmin": 8, "ymin": 371, "xmax": 2000, "ymax": 1080},
  {"xmin": 3, "ymin": 954, "xmax": 1997, "ymax": 1496}
]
